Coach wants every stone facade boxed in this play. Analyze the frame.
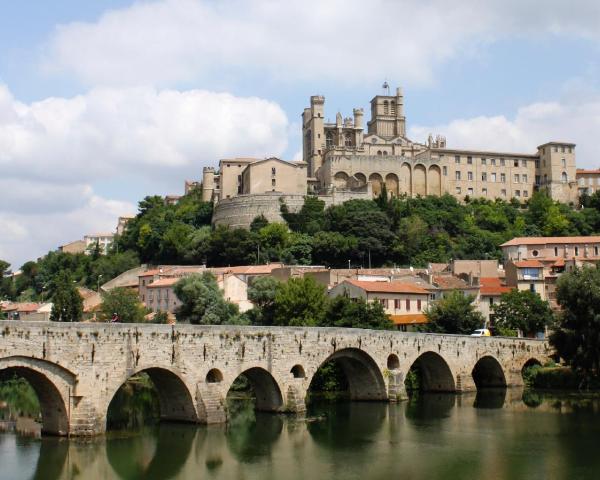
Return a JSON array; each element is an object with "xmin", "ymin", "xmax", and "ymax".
[
  {"xmin": 0, "ymin": 321, "xmax": 550, "ymax": 436},
  {"xmin": 303, "ymin": 87, "xmax": 578, "ymax": 204}
]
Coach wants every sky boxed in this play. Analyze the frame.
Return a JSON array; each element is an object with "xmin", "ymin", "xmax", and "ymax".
[{"xmin": 2, "ymin": 0, "xmax": 600, "ymax": 270}]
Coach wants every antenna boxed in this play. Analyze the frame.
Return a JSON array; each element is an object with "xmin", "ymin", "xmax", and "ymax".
[{"xmin": 382, "ymin": 81, "xmax": 390, "ymax": 96}]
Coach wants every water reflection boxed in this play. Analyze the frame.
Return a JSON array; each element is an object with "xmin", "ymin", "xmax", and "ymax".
[{"xmin": 1, "ymin": 391, "xmax": 600, "ymax": 479}]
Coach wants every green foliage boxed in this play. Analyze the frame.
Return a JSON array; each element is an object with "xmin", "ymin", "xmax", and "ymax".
[
  {"xmin": 100, "ymin": 287, "xmax": 147, "ymax": 323},
  {"xmin": 0, "ymin": 376, "xmax": 40, "ymax": 420},
  {"xmin": 50, "ymin": 271, "xmax": 83, "ymax": 322},
  {"xmin": 273, "ymin": 277, "xmax": 327, "ymax": 326},
  {"xmin": 153, "ymin": 311, "xmax": 170, "ymax": 324},
  {"xmin": 250, "ymin": 215, "xmax": 269, "ymax": 232},
  {"xmin": 492, "ymin": 289, "xmax": 554, "ymax": 336},
  {"xmin": 207, "ymin": 226, "xmax": 257, "ymax": 267},
  {"xmin": 174, "ymin": 272, "xmax": 239, "ymax": 325},
  {"xmin": 246, "ymin": 276, "xmax": 280, "ymax": 326},
  {"xmin": 551, "ymin": 267, "xmax": 600, "ymax": 384},
  {"xmin": 423, "ymin": 290, "xmax": 484, "ymax": 334},
  {"xmin": 307, "ymin": 361, "xmax": 349, "ymax": 398},
  {"xmin": 324, "ymin": 294, "xmax": 393, "ymax": 330}
]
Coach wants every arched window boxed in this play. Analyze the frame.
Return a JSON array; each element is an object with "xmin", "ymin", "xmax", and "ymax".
[
  {"xmin": 561, "ymin": 172, "xmax": 568, "ymax": 183},
  {"xmin": 382, "ymin": 151, "xmax": 388, "ymax": 156},
  {"xmin": 390, "ymin": 100, "xmax": 396, "ymax": 115},
  {"xmin": 344, "ymin": 133, "xmax": 352, "ymax": 147},
  {"xmin": 383, "ymin": 100, "xmax": 389, "ymax": 114},
  {"xmin": 377, "ymin": 150, "xmax": 382, "ymax": 156},
  {"xmin": 326, "ymin": 131, "xmax": 334, "ymax": 148}
]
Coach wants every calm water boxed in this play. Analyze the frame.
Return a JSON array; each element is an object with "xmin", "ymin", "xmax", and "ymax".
[{"xmin": 1, "ymin": 390, "xmax": 600, "ymax": 480}]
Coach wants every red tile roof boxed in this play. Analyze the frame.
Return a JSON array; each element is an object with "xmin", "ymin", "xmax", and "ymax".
[
  {"xmin": 147, "ymin": 278, "xmax": 179, "ymax": 288},
  {"xmin": 345, "ymin": 279, "xmax": 429, "ymax": 295},
  {"xmin": 139, "ymin": 269, "xmax": 163, "ymax": 277},
  {"xmin": 577, "ymin": 169, "xmax": 600, "ymax": 174},
  {"xmin": 501, "ymin": 236, "xmax": 600, "ymax": 247},
  {"xmin": 513, "ymin": 260, "xmax": 544, "ymax": 268},
  {"xmin": 432, "ymin": 274, "xmax": 475, "ymax": 290},
  {"xmin": 479, "ymin": 277, "xmax": 512, "ymax": 296}
]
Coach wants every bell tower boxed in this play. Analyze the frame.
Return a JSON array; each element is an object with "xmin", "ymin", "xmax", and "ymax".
[{"xmin": 367, "ymin": 85, "xmax": 406, "ymax": 139}]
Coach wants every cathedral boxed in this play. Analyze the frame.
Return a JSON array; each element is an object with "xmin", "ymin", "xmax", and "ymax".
[
  {"xmin": 302, "ymin": 84, "xmax": 578, "ymax": 204},
  {"xmin": 203, "ymin": 85, "xmax": 580, "ymax": 228}
]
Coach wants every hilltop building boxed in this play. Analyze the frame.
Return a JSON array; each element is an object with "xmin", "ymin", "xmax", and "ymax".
[{"xmin": 204, "ymin": 85, "xmax": 581, "ymax": 229}]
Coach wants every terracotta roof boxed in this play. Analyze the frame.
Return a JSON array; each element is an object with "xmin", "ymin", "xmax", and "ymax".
[
  {"xmin": 139, "ymin": 269, "xmax": 163, "ymax": 277},
  {"xmin": 577, "ymin": 169, "xmax": 600, "ymax": 174},
  {"xmin": 513, "ymin": 260, "xmax": 544, "ymax": 268},
  {"xmin": 501, "ymin": 236, "xmax": 600, "ymax": 247},
  {"xmin": 432, "ymin": 274, "xmax": 475, "ymax": 290},
  {"xmin": 344, "ymin": 279, "xmax": 429, "ymax": 295},
  {"xmin": 2, "ymin": 303, "xmax": 42, "ymax": 313},
  {"xmin": 479, "ymin": 277, "xmax": 512, "ymax": 296},
  {"xmin": 147, "ymin": 278, "xmax": 179, "ymax": 288},
  {"xmin": 428, "ymin": 263, "xmax": 450, "ymax": 273},
  {"xmin": 389, "ymin": 314, "xmax": 428, "ymax": 325}
]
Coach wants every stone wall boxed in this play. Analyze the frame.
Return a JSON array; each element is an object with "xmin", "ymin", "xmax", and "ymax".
[{"xmin": 0, "ymin": 321, "xmax": 551, "ymax": 436}]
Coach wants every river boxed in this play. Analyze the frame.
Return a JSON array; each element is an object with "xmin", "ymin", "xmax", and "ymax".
[{"xmin": 1, "ymin": 390, "xmax": 600, "ymax": 480}]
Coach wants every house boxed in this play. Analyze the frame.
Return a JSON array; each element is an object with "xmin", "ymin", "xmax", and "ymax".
[
  {"xmin": 501, "ymin": 236, "xmax": 600, "ymax": 262},
  {"xmin": 478, "ymin": 277, "xmax": 512, "ymax": 326},
  {"xmin": 329, "ymin": 279, "xmax": 431, "ymax": 331}
]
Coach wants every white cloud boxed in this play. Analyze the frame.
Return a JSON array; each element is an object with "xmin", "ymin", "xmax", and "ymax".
[
  {"xmin": 0, "ymin": 83, "xmax": 289, "ymax": 268},
  {"xmin": 43, "ymin": 0, "xmax": 600, "ymax": 88},
  {"xmin": 409, "ymin": 91, "xmax": 600, "ymax": 168}
]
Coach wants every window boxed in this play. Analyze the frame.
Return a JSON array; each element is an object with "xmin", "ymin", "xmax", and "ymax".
[
  {"xmin": 561, "ymin": 146, "xmax": 565, "ymax": 153},
  {"xmin": 500, "ymin": 173, "xmax": 506, "ymax": 183},
  {"xmin": 468, "ymin": 187, "xmax": 474, "ymax": 195},
  {"xmin": 530, "ymin": 283, "xmax": 536, "ymax": 292},
  {"xmin": 377, "ymin": 150, "xmax": 382, "ymax": 156},
  {"xmin": 394, "ymin": 299, "xmax": 400, "ymax": 309},
  {"xmin": 554, "ymin": 146, "xmax": 558, "ymax": 152},
  {"xmin": 535, "ymin": 160, "xmax": 540, "ymax": 168},
  {"xmin": 521, "ymin": 159, "xmax": 527, "ymax": 168},
  {"xmin": 514, "ymin": 159, "xmax": 519, "ymax": 167},
  {"xmin": 500, "ymin": 158, "xmax": 505, "ymax": 166},
  {"xmin": 417, "ymin": 299, "xmax": 422, "ymax": 310},
  {"xmin": 482, "ymin": 187, "xmax": 488, "ymax": 195},
  {"xmin": 522, "ymin": 268, "xmax": 540, "ymax": 279},
  {"xmin": 406, "ymin": 299, "xmax": 411, "ymax": 311},
  {"xmin": 535, "ymin": 175, "xmax": 541, "ymax": 185},
  {"xmin": 481, "ymin": 158, "xmax": 487, "ymax": 165},
  {"xmin": 575, "ymin": 247, "xmax": 579, "ymax": 256},
  {"xmin": 383, "ymin": 151, "xmax": 388, "ymax": 156},
  {"xmin": 561, "ymin": 158, "xmax": 566, "ymax": 168},
  {"xmin": 391, "ymin": 101, "xmax": 396, "ymax": 114},
  {"xmin": 514, "ymin": 174, "xmax": 520, "ymax": 183},
  {"xmin": 455, "ymin": 155, "xmax": 461, "ymax": 164},
  {"xmin": 501, "ymin": 189, "xmax": 507, "ymax": 197},
  {"xmin": 467, "ymin": 171, "xmax": 473, "ymax": 181},
  {"xmin": 467, "ymin": 156, "xmax": 473, "ymax": 164},
  {"xmin": 443, "ymin": 166, "xmax": 447, "ymax": 176},
  {"xmin": 482, "ymin": 172, "xmax": 487, "ymax": 182},
  {"xmin": 554, "ymin": 247, "xmax": 559, "ymax": 256},
  {"xmin": 561, "ymin": 172, "xmax": 568, "ymax": 183},
  {"xmin": 568, "ymin": 147, "xmax": 572, "ymax": 153},
  {"xmin": 456, "ymin": 187, "xmax": 462, "ymax": 194},
  {"xmin": 522, "ymin": 174, "xmax": 528, "ymax": 183},
  {"xmin": 595, "ymin": 246, "xmax": 599, "ymax": 256},
  {"xmin": 383, "ymin": 100, "xmax": 389, "ymax": 114},
  {"xmin": 491, "ymin": 158, "xmax": 496, "ymax": 166},
  {"xmin": 523, "ymin": 190, "xmax": 529, "ymax": 197},
  {"xmin": 455, "ymin": 171, "xmax": 461, "ymax": 181},
  {"xmin": 271, "ymin": 167, "xmax": 276, "ymax": 175},
  {"xmin": 272, "ymin": 178, "xmax": 276, "ymax": 187},
  {"xmin": 491, "ymin": 173, "xmax": 496, "ymax": 182},
  {"xmin": 532, "ymin": 250, "xmax": 539, "ymax": 257},
  {"xmin": 344, "ymin": 133, "xmax": 352, "ymax": 147},
  {"xmin": 515, "ymin": 190, "xmax": 521, "ymax": 197}
]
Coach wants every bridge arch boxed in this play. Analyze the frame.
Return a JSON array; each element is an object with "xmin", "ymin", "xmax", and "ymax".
[
  {"xmin": 0, "ymin": 356, "xmax": 74, "ymax": 436},
  {"xmin": 472, "ymin": 355, "xmax": 507, "ymax": 389},
  {"xmin": 226, "ymin": 367, "xmax": 284, "ymax": 413},
  {"xmin": 309, "ymin": 348, "xmax": 387, "ymax": 401},
  {"xmin": 105, "ymin": 366, "xmax": 198, "ymax": 429},
  {"xmin": 407, "ymin": 351, "xmax": 456, "ymax": 392}
]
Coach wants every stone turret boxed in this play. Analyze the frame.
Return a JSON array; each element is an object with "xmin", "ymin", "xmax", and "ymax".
[{"xmin": 202, "ymin": 166, "xmax": 215, "ymax": 202}]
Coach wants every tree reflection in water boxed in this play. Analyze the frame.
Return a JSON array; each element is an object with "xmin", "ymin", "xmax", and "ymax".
[{"xmin": 474, "ymin": 388, "xmax": 507, "ymax": 409}]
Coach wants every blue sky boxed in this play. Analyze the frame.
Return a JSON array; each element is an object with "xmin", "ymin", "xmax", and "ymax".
[{"xmin": 2, "ymin": 0, "xmax": 600, "ymax": 269}]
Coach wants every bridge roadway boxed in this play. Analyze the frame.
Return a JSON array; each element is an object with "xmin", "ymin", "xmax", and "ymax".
[{"xmin": 0, "ymin": 321, "xmax": 551, "ymax": 436}]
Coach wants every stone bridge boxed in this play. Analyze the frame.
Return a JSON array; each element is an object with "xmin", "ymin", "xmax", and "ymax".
[{"xmin": 0, "ymin": 321, "xmax": 551, "ymax": 436}]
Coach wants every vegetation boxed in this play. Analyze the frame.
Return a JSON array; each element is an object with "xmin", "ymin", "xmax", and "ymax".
[
  {"xmin": 50, "ymin": 271, "xmax": 83, "ymax": 322},
  {"xmin": 551, "ymin": 267, "xmax": 600, "ymax": 386},
  {"xmin": 423, "ymin": 290, "xmax": 484, "ymax": 334},
  {"xmin": 0, "ymin": 376, "xmax": 40, "ymax": 420},
  {"xmin": 99, "ymin": 287, "xmax": 148, "ymax": 323},
  {"xmin": 492, "ymin": 290, "xmax": 554, "ymax": 337},
  {"xmin": 174, "ymin": 272, "xmax": 240, "ymax": 325}
]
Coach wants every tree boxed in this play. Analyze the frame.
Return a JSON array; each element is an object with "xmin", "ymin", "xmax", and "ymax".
[
  {"xmin": 550, "ymin": 267, "xmax": 600, "ymax": 384},
  {"xmin": 273, "ymin": 277, "xmax": 327, "ymax": 326},
  {"xmin": 206, "ymin": 226, "xmax": 257, "ymax": 267},
  {"xmin": 325, "ymin": 295, "xmax": 393, "ymax": 330},
  {"xmin": 99, "ymin": 287, "xmax": 147, "ymax": 323},
  {"xmin": 424, "ymin": 290, "xmax": 484, "ymax": 334},
  {"xmin": 174, "ymin": 273, "xmax": 239, "ymax": 325},
  {"xmin": 50, "ymin": 272, "xmax": 83, "ymax": 322},
  {"xmin": 250, "ymin": 214, "xmax": 269, "ymax": 232},
  {"xmin": 492, "ymin": 289, "xmax": 554, "ymax": 336},
  {"xmin": 246, "ymin": 276, "xmax": 280, "ymax": 325}
]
